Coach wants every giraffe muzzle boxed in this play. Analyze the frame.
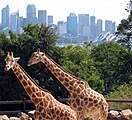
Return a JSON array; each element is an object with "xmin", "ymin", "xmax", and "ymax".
[
  {"xmin": 5, "ymin": 65, "xmax": 9, "ymax": 71},
  {"xmin": 27, "ymin": 61, "xmax": 32, "ymax": 66}
]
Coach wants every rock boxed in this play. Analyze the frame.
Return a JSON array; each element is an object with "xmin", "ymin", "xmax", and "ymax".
[
  {"xmin": 17, "ymin": 112, "xmax": 29, "ymax": 120},
  {"xmin": 27, "ymin": 110, "xmax": 35, "ymax": 119},
  {"xmin": 119, "ymin": 109, "xmax": 132, "ymax": 120},
  {"xmin": 0, "ymin": 115, "xmax": 9, "ymax": 120},
  {"xmin": 108, "ymin": 110, "xmax": 119, "ymax": 120},
  {"xmin": 28, "ymin": 118, "xmax": 32, "ymax": 120},
  {"xmin": 9, "ymin": 117, "xmax": 20, "ymax": 120}
]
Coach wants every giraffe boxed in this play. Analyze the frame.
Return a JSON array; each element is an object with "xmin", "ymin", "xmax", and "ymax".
[
  {"xmin": 28, "ymin": 49, "xmax": 108, "ymax": 120},
  {"xmin": 5, "ymin": 52, "xmax": 77, "ymax": 120}
]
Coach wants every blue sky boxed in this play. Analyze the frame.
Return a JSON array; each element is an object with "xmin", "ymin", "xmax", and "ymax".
[{"xmin": 0, "ymin": 0, "xmax": 130, "ymax": 25}]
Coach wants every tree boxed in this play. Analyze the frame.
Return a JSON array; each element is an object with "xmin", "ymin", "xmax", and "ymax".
[
  {"xmin": 0, "ymin": 24, "xmax": 60, "ymax": 100},
  {"xmin": 116, "ymin": 0, "xmax": 132, "ymax": 52},
  {"xmin": 59, "ymin": 45, "xmax": 105, "ymax": 93},
  {"xmin": 84, "ymin": 40, "xmax": 93, "ymax": 48},
  {"xmin": 90, "ymin": 42, "xmax": 131, "ymax": 94}
]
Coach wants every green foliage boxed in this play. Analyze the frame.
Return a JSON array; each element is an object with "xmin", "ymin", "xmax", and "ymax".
[
  {"xmin": 106, "ymin": 83, "xmax": 132, "ymax": 99},
  {"xmin": 0, "ymin": 23, "xmax": 131, "ymax": 101},
  {"xmin": 59, "ymin": 45, "xmax": 105, "ymax": 93},
  {"xmin": 0, "ymin": 24, "xmax": 60, "ymax": 100},
  {"xmin": 84, "ymin": 40, "xmax": 93, "ymax": 48},
  {"xmin": 90, "ymin": 41, "xmax": 131, "ymax": 94},
  {"xmin": 116, "ymin": 0, "xmax": 132, "ymax": 52},
  {"xmin": 106, "ymin": 83, "xmax": 132, "ymax": 110}
]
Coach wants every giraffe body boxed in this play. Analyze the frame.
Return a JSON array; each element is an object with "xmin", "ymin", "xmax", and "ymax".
[
  {"xmin": 28, "ymin": 49, "xmax": 108, "ymax": 120},
  {"xmin": 5, "ymin": 52, "xmax": 77, "ymax": 120}
]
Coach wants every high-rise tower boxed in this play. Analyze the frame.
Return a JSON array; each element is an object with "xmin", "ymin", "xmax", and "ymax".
[
  {"xmin": 2, "ymin": 5, "xmax": 9, "ymax": 29},
  {"xmin": 97, "ymin": 19, "xmax": 103, "ymax": 36},
  {"xmin": 90, "ymin": 16, "xmax": 96, "ymax": 40},
  {"xmin": 48, "ymin": 15, "xmax": 53, "ymax": 26},
  {"xmin": 67, "ymin": 13, "xmax": 77, "ymax": 37},
  {"xmin": 57, "ymin": 21, "xmax": 67, "ymax": 36},
  {"xmin": 27, "ymin": 4, "xmax": 36, "ymax": 24},
  {"xmin": 78, "ymin": 14, "xmax": 89, "ymax": 36},
  {"xmin": 38, "ymin": 10, "xmax": 47, "ymax": 24},
  {"xmin": 10, "ymin": 11, "xmax": 19, "ymax": 32},
  {"xmin": 105, "ymin": 20, "xmax": 112, "ymax": 33}
]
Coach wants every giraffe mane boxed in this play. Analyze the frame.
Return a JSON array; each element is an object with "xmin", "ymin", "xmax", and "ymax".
[
  {"xmin": 45, "ymin": 54, "xmax": 89, "ymax": 87},
  {"xmin": 17, "ymin": 63, "xmax": 51, "ymax": 94}
]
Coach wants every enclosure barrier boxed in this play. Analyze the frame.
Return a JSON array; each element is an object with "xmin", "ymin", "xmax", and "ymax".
[{"xmin": 0, "ymin": 98, "xmax": 132, "ymax": 115}]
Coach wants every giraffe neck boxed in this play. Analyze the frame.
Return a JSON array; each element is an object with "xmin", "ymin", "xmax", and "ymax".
[
  {"xmin": 12, "ymin": 63, "xmax": 51, "ymax": 106},
  {"xmin": 41, "ymin": 55, "xmax": 89, "ymax": 95}
]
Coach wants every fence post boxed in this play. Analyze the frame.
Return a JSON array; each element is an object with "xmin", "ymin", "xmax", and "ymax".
[{"xmin": 22, "ymin": 97, "xmax": 26, "ymax": 112}]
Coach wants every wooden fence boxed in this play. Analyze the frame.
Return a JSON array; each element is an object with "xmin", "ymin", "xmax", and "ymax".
[{"xmin": 0, "ymin": 98, "xmax": 132, "ymax": 115}]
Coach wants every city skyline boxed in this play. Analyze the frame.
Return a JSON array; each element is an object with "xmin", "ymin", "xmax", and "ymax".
[
  {"xmin": 0, "ymin": 4, "xmax": 116, "ymax": 41},
  {"xmin": 0, "ymin": 0, "xmax": 130, "ymax": 25}
]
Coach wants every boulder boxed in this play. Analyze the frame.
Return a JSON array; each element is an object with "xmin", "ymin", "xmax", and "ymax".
[
  {"xmin": 27, "ymin": 110, "xmax": 35, "ymax": 119},
  {"xmin": 0, "ymin": 115, "xmax": 9, "ymax": 120},
  {"xmin": 108, "ymin": 110, "xmax": 119, "ymax": 120},
  {"xmin": 9, "ymin": 117, "xmax": 20, "ymax": 120},
  {"xmin": 17, "ymin": 112, "xmax": 30, "ymax": 120},
  {"xmin": 119, "ymin": 109, "xmax": 132, "ymax": 120}
]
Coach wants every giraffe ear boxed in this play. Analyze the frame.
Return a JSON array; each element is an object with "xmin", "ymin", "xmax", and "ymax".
[
  {"xmin": 14, "ymin": 57, "xmax": 20, "ymax": 62},
  {"xmin": 7, "ymin": 52, "xmax": 10, "ymax": 56},
  {"xmin": 10, "ymin": 52, "xmax": 14, "ymax": 57}
]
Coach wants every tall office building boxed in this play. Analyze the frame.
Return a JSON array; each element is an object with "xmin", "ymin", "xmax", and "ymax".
[
  {"xmin": 19, "ymin": 17, "xmax": 28, "ymax": 27},
  {"xmin": 57, "ymin": 21, "xmax": 67, "ymax": 36},
  {"xmin": 112, "ymin": 22, "xmax": 116, "ymax": 34},
  {"xmin": 48, "ymin": 15, "xmax": 53, "ymax": 25},
  {"xmin": 90, "ymin": 16, "xmax": 96, "ymax": 40},
  {"xmin": 67, "ymin": 13, "xmax": 77, "ymax": 36},
  {"xmin": 96, "ymin": 19, "xmax": 103, "ymax": 36},
  {"xmin": 26, "ymin": 4, "xmax": 36, "ymax": 24},
  {"xmin": 105, "ymin": 20, "xmax": 113, "ymax": 33},
  {"xmin": 82, "ymin": 25, "xmax": 90, "ymax": 40},
  {"xmin": 38, "ymin": 10, "xmax": 47, "ymax": 24},
  {"xmin": 19, "ymin": 17, "xmax": 24, "ymax": 28},
  {"xmin": 10, "ymin": 11, "xmax": 19, "ymax": 32},
  {"xmin": 78, "ymin": 14, "xmax": 89, "ymax": 36},
  {"xmin": 2, "ymin": 5, "xmax": 9, "ymax": 29}
]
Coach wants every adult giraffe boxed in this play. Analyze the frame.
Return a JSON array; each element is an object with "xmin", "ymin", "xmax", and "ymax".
[
  {"xmin": 27, "ymin": 49, "xmax": 108, "ymax": 120},
  {"xmin": 5, "ymin": 52, "xmax": 77, "ymax": 120}
]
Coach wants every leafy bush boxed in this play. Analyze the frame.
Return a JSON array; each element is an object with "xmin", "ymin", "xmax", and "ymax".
[{"xmin": 106, "ymin": 83, "xmax": 132, "ymax": 110}]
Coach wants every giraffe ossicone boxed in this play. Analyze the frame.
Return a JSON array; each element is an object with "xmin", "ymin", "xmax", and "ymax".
[
  {"xmin": 28, "ymin": 49, "xmax": 108, "ymax": 120},
  {"xmin": 5, "ymin": 52, "xmax": 77, "ymax": 120}
]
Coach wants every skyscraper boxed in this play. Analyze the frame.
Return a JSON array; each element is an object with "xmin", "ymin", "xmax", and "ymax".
[
  {"xmin": 38, "ymin": 10, "xmax": 47, "ymax": 24},
  {"xmin": 78, "ymin": 14, "xmax": 89, "ymax": 36},
  {"xmin": 26, "ymin": 4, "xmax": 36, "ymax": 24},
  {"xmin": 96, "ymin": 19, "xmax": 103, "ymax": 36},
  {"xmin": 67, "ymin": 13, "xmax": 77, "ymax": 36},
  {"xmin": 105, "ymin": 20, "xmax": 116, "ymax": 34},
  {"xmin": 10, "ymin": 11, "xmax": 19, "ymax": 32},
  {"xmin": 48, "ymin": 15, "xmax": 53, "ymax": 26},
  {"xmin": 57, "ymin": 21, "xmax": 67, "ymax": 36},
  {"xmin": 2, "ymin": 5, "xmax": 9, "ymax": 29},
  {"xmin": 112, "ymin": 22, "xmax": 116, "ymax": 34},
  {"xmin": 90, "ymin": 16, "xmax": 96, "ymax": 40}
]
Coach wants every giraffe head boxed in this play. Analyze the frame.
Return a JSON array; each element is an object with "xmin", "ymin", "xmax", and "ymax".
[
  {"xmin": 5, "ymin": 52, "xmax": 20, "ymax": 71},
  {"xmin": 28, "ymin": 49, "xmax": 44, "ymax": 66}
]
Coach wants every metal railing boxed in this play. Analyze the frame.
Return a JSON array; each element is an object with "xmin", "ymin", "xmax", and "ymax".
[
  {"xmin": 0, "ymin": 99, "xmax": 33, "ymax": 115},
  {"xmin": 0, "ymin": 98, "xmax": 132, "ymax": 115}
]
